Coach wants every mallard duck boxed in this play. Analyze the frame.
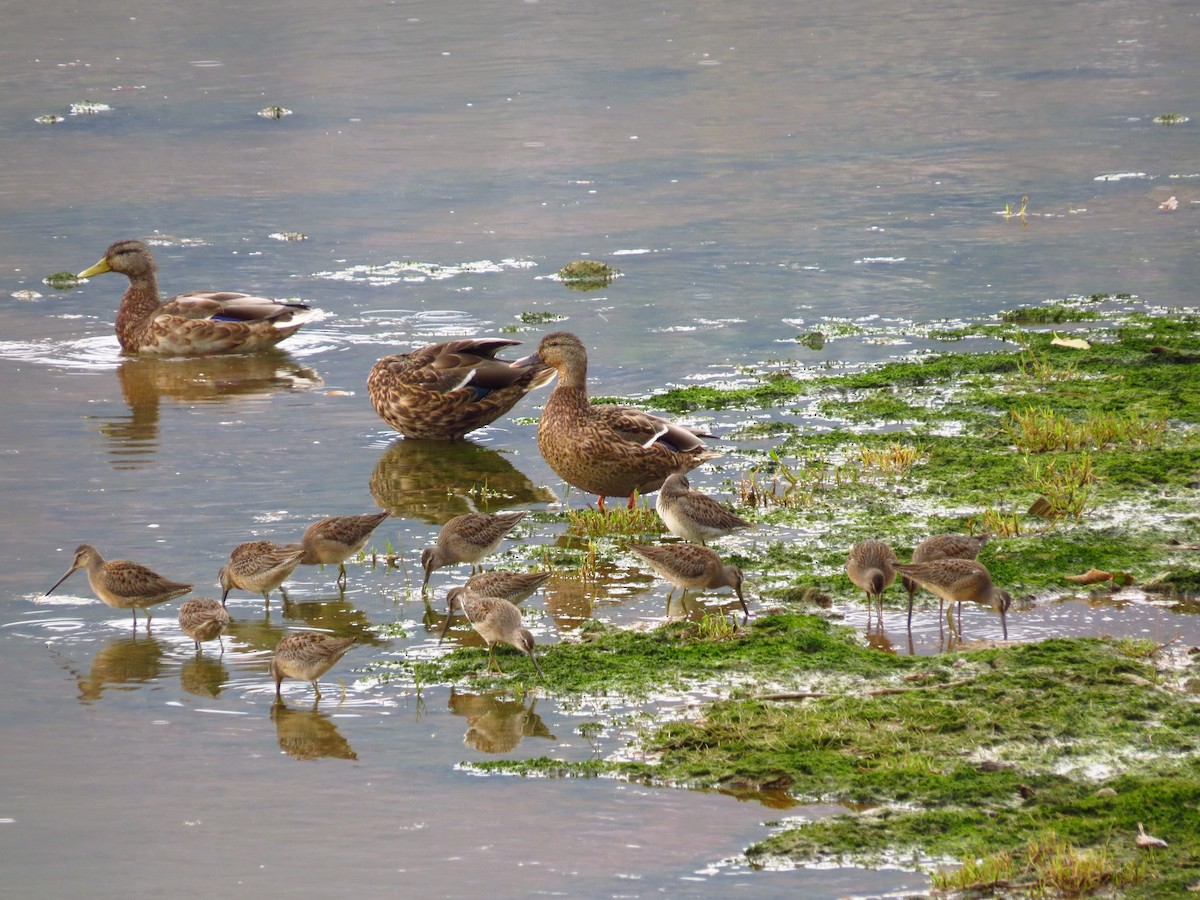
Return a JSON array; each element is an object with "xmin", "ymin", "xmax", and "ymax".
[
  {"xmin": 511, "ymin": 332, "xmax": 720, "ymax": 508},
  {"xmin": 46, "ymin": 544, "xmax": 192, "ymax": 630},
  {"xmin": 368, "ymin": 338, "xmax": 556, "ymax": 440},
  {"xmin": 76, "ymin": 239, "xmax": 321, "ymax": 355}
]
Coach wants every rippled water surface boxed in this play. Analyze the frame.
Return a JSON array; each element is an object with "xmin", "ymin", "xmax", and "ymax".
[{"xmin": 3, "ymin": 0, "xmax": 1200, "ymax": 896}]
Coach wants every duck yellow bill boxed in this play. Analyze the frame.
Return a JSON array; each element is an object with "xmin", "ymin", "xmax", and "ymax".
[{"xmin": 77, "ymin": 257, "xmax": 112, "ymax": 278}]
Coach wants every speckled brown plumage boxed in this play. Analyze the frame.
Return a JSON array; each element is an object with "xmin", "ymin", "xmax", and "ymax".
[
  {"xmin": 219, "ymin": 540, "xmax": 305, "ymax": 606},
  {"xmin": 628, "ymin": 542, "xmax": 748, "ymax": 615},
  {"xmin": 46, "ymin": 544, "xmax": 192, "ymax": 629},
  {"xmin": 893, "ymin": 558, "xmax": 1012, "ymax": 639},
  {"xmin": 656, "ymin": 473, "xmax": 751, "ymax": 545},
  {"xmin": 511, "ymin": 332, "xmax": 720, "ymax": 507},
  {"xmin": 77, "ymin": 240, "xmax": 320, "ymax": 355},
  {"xmin": 299, "ymin": 511, "xmax": 390, "ymax": 587},
  {"xmin": 902, "ymin": 533, "xmax": 990, "ymax": 625},
  {"xmin": 367, "ymin": 338, "xmax": 556, "ymax": 440},
  {"xmin": 438, "ymin": 586, "xmax": 543, "ymax": 678},
  {"xmin": 845, "ymin": 539, "xmax": 897, "ymax": 617},
  {"xmin": 464, "ymin": 570, "xmax": 551, "ymax": 605},
  {"xmin": 178, "ymin": 598, "xmax": 232, "ymax": 651},
  {"xmin": 421, "ymin": 510, "xmax": 527, "ymax": 588},
  {"xmin": 270, "ymin": 631, "xmax": 358, "ymax": 700}
]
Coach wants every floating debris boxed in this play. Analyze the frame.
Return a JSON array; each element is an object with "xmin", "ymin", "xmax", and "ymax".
[
  {"xmin": 34, "ymin": 114, "xmax": 64, "ymax": 126},
  {"xmin": 69, "ymin": 101, "xmax": 112, "ymax": 115},
  {"xmin": 556, "ymin": 259, "xmax": 620, "ymax": 290},
  {"xmin": 1160, "ymin": 196, "xmax": 1179, "ymax": 212},
  {"xmin": 269, "ymin": 231, "xmax": 308, "ymax": 242},
  {"xmin": 314, "ymin": 258, "xmax": 536, "ymax": 286},
  {"xmin": 1094, "ymin": 172, "xmax": 1150, "ymax": 182},
  {"xmin": 1153, "ymin": 113, "xmax": 1190, "ymax": 126},
  {"xmin": 796, "ymin": 332, "xmax": 826, "ymax": 350},
  {"xmin": 258, "ymin": 105, "xmax": 293, "ymax": 120},
  {"xmin": 11, "ymin": 290, "xmax": 42, "ymax": 301},
  {"xmin": 42, "ymin": 272, "xmax": 81, "ymax": 290}
]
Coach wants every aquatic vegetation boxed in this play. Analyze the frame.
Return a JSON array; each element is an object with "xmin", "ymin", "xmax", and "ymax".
[
  {"xmin": 556, "ymin": 259, "xmax": 619, "ymax": 288},
  {"xmin": 1153, "ymin": 113, "xmax": 1189, "ymax": 125},
  {"xmin": 565, "ymin": 502, "xmax": 663, "ymax": 539}
]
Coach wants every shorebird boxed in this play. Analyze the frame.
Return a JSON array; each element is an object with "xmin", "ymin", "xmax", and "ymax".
[
  {"xmin": 76, "ymin": 239, "xmax": 320, "ymax": 355},
  {"xmin": 439, "ymin": 586, "xmax": 544, "ymax": 678},
  {"xmin": 219, "ymin": 540, "xmax": 305, "ymax": 606},
  {"xmin": 421, "ymin": 510, "xmax": 527, "ymax": 588},
  {"xmin": 46, "ymin": 544, "xmax": 191, "ymax": 630},
  {"xmin": 510, "ymin": 332, "xmax": 720, "ymax": 509},
  {"xmin": 628, "ymin": 543, "xmax": 748, "ymax": 615},
  {"xmin": 464, "ymin": 570, "xmax": 552, "ymax": 605},
  {"xmin": 178, "ymin": 598, "xmax": 232, "ymax": 652},
  {"xmin": 655, "ymin": 472, "xmax": 751, "ymax": 545},
  {"xmin": 299, "ymin": 511, "xmax": 390, "ymax": 588},
  {"xmin": 892, "ymin": 558, "xmax": 1012, "ymax": 639},
  {"xmin": 902, "ymin": 533, "xmax": 990, "ymax": 627},
  {"xmin": 845, "ymin": 539, "xmax": 897, "ymax": 619},
  {"xmin": 270, "ymin": 631, "xmax": 358, "ymax": 701}
]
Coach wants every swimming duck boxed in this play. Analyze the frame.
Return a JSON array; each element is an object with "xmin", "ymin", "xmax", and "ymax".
[
  {"xmin": 511, "ymin": 332, "xmax": 720, "ymax": 508},
  {"xmin": 368, "ymin": 338, "xmax": 556, "ymax": 440},
  {"xmin": 76, "ymin": 239, "xmax": 321, "ymax": 355}
]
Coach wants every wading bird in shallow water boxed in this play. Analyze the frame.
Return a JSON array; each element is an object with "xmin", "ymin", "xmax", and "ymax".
[
  {"xmin": 178, "ymin": 598, "xmax": 232, "ymax": 652},
  {"xmin": 298, "ymin": 511, "xmax": 390, "ymax": 589},
  {"xmin": 46, "ymin": 544, "xmax": 191, "ymax": 630},
  {"xmin": 845, "ymin": 539, "xmax": 897, "ymax": 621},
  {"xmin": 420, "ymin": 511, "xmax": 527, "ymax": 589},
  {"xmin": 511, "ymin": 331, "xmax": 720, "ymax": 510},
  {"xmin": 628, "ymin": 543, "xmax": 748, "ymax": 616},
  {"xmin": 655, "ymin": 473, "xmax": 751, "ymax": 545},
  {"xmin": 464, "ymin": 570, "xmax": 551, "ymax": 605},
  {"xmin": 438, "ymin": 586, "xmax": 544, "ymax": 678},
  {"xmin": 270, "ymin": 631, "xmax": 358, "ymax": 701},
  {"xmin": 76, "ymin": 239, "xmax": 321, "ymax": 355},
  {"xmin": 893, "ymin": 558, "xmax": 1012, "ymax": 639},
  {"xmin": 367, "ymin": 338, "xmax": 556, "ymax": 440},
  {"xmin": 902, "ymin": 533, "xmax": 990, "ymax": 627},
  {"xmin": 219, "ymin": 540, "xmax": 305, "ymax": 607}
]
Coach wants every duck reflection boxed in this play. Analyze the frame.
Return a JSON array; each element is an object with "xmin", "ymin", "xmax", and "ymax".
[
  {"xmin": 369, "ymin": 438, "xmax": 554, "ymax": 524},
  {"xmin": 179, "ymin": 651, "xmax": 229, "ymax": 699},
  {"xmin": 71, "ymin": 632, "xmax": 165, "ymax": 702},
  {"xmin": 271, "ymin": 699, "xmax": 358, "ymax": 761},
  {"xmin": 449, "ymin": 689, "xmax": 555, "ymax": 754},
  {"xmin": 93, "ymin": 353, "xmax": 323, "ymax": 468}
]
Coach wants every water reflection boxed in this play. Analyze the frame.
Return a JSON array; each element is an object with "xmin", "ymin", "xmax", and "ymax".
[
  {"xmin": 67, "ymin": 633, "xmax": 165, "ymax": 703},
  {"xmin": 281, "ymin": 596, "xmax": 386, "ymax": 647},
  {"xmin": 179, "ymin": 651, "xmax": 229, "ymax": 699},
  {"xmin": 92, "ymin": 354, "xmax": 323, "ymax": 468},
  {"xmin": 369, "ymin": 438, "xmax": 554, "ymax": 524},
  {"xmin": 448, "ymin": 689, "xmax": 555, "ymax": 754},
  {"xmin": 271, "ymin": 700, "xmax": 358, "ymax": 761}
]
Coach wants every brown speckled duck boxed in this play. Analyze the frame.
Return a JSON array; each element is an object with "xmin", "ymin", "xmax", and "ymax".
[
  {"xmin": 76, "ymin": 239, "xmax": 321, "ymax": 355},
  {"xmin": 511, "ymin": 332, "xmax": 720, "ymax": 508},
  {"xmin": 368, "ymin": 337, "xmax": 556, "ymax": 440}
]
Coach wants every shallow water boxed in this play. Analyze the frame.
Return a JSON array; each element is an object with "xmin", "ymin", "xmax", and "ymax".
[{"xmin": 3, "ymin": 0, "xmax": 1200, "ymax": 895}]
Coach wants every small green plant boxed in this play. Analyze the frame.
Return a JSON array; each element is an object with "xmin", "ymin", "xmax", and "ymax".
[
  {"xmin": 1002, "ymin": 193, "xmax": 1029, "ymax": 225},
  {"xmin": 1014, "ymin": 341, "xmax": 1080, "ymax": 384},
  {"xmin": 857, "ymin": 441, "xmax": 928, "ymax": 477},
  {"xmin": 517, "ymin": 311, "xmax": 566, "ymax": 325},
  {"xmin": 566, "ymin": 501, "xmax": 662, "ymax": 539},
  {"xmin": 1024, "ymin": 451, "xmax": 1095, "ymax": 520},
  {"xmin": 43, "ymin": 272, "xmax": 81, "ymax": 290},
  {"xmin": 1005, "ymin": 407, "xmax": 1167, "ymax": 453},
  {"xmin": 1153, "ymin": 112, "xmax": 1189, "ymax": 125},
  {"xmin": 691, "ymin": 611, "xmax": 740, "ymax": 641},
  {"xmin": 977, "ymin": 508, "xmax": 1022, "ymax": 537}
]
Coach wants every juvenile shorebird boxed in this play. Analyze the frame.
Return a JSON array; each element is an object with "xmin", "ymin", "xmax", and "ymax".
[
  {"xmin": 219, "ymin": 540, "xmax": 305, "ymax": 606},
  {"xmin": 46, "ymin": 544, "xmax": 191, "ymax": 630},
  {"xmin": 845, "ymin": 539, "xmax": 897, "ymax": 619},
  {"xmin": 270, "ymin": 631, "xmax": 358, "ymax": 701},
  {"xmin": 421, "ymin": 510, "xmax": 527, "ymax": 588},
  {"xmin": 439, "ymin": 586, "xmax": 544, "ymax": 678},
  {"xmin": 892, "ymin": 558, "xmax": 1012, "ymax": 639},
  {"xmin": 299, "ymin": 511, "xmax": 390, "ymax": 588},
  {"xmin": 464, "ymin": 570, "xmax": 552, "ymax": 605},
  {"xmin": 178, "ymin": 598, "xmax": 232, "ymax": 652},
  {"xmin": 510, "ymin": 332, "xmax": 720, "ymax": 509},
  {"xmin": 902, "ymin": 533, "xmax": 990, "ymax": 626},
  {"xmin": 628, "ymin": 543, "xmax": 748, "ymax": 615},
  {"xmin": 655, "ymin": 473, "xmax": 751, "ymax": 545}
]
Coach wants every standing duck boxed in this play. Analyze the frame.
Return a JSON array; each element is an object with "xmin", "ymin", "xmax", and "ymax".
[
  {"xmin": 368, "ymin": 338, "xmax": 556, "ymax": 440},
  {"xmin": 76, "ymin": 239, "xmax": 321, "ymax": 355},
  {"xmin": 511, "ymin": 332, "xmax": 720, "ymax": 508}
]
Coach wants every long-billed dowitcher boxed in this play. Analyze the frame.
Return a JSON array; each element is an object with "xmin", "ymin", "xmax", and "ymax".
[
  {"xmin": 270, "ymin": 631, "xmax": 358, "ymax": 701},
  {"xmin": 464, "ymin": 570, "xmax": 551, "ymax": 605},
  {"xmin": 299, "ymin": 511, "xmax": 390, "ymax": 588},
  {"xmin": 46, "ymin": 544, "xmax": 192, "ymax": 629},
  {"xmin": 219, "ymin": 540, "xmax": 305, "ymax": 606},
  {"xmin": 628, "ymin": 543, "xmax": 748, "ymax": 615},
  {"xmin": 368, "ymin": 338, "xmax": 556, "ymax": 440},
  {"xmin": 902, "ymin": 533, "xmax": 990, "ymax": 627},
  {"xmin": 892, "ymin": 558, "xmax": 1012, "ymax": 639},
  {"xmin": 76, "ymin": 239, "xmax": 321, "ymax": 355},
  {"xmin": 438, "ymin": 586, "xmax": 544, "ymax": 678},
  {"xmin": 845, "ymin": 539, "xmax": 897, "ymax": 619},
  {"xmin": 510, "ymin": 332, "xmax": 720, "ymax": 509},
  {"xmin": 178, "ymin": 598, "xmax": 232, "ymax": 652},
  {"xmin": 421, "ymin": 510, "xmax": 527, "ymax": 588},
  {"xmin": 655, "ymin": 473, "xmax": 751, "ymax": 545}
]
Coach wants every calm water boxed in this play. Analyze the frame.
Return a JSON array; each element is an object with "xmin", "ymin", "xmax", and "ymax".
[{"xmin": 3, "ymin": 0, "xmax": 1199, "ymax": 895}]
